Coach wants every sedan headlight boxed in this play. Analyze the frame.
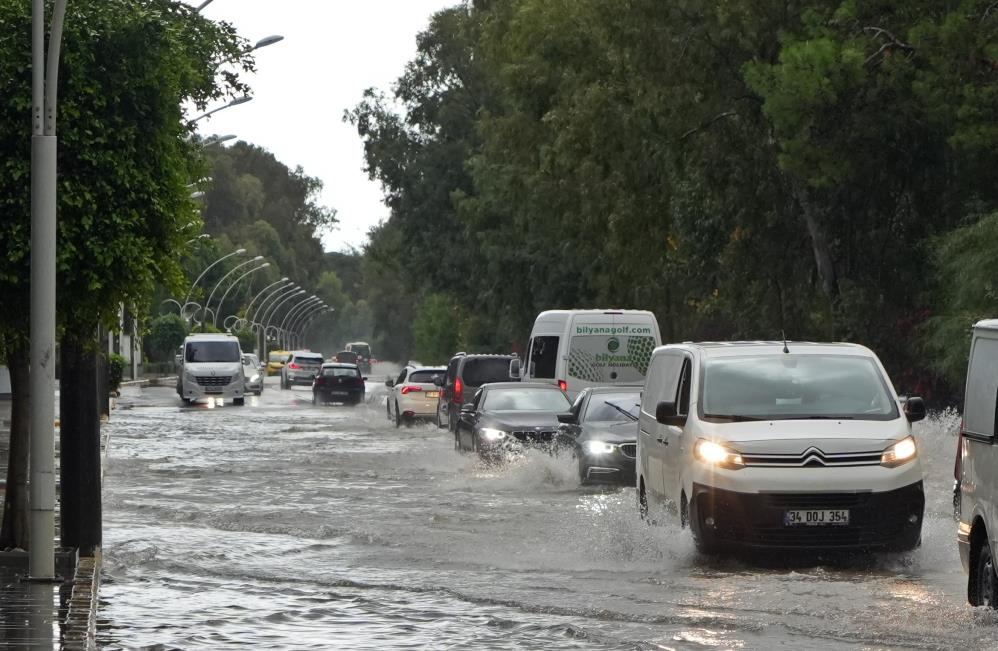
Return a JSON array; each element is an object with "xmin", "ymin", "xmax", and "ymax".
[
  {"xmin": 480, "ymin": 428, "xmax": 507, "ymax": 441},
  {"xmin": 585, "ymin": 440, "xmax": 617, "ymax": 455},
  {"xmin": 881, "ymin": 435, "xmax": 917, "ymax": 468},
  {"xmin": 693, "ymin": 439, "xmax": 744, "ymax": 469}
]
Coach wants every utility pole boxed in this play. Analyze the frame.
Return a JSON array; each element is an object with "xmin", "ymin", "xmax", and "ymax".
[{"xmin": 30, "ymin": 0, "xmax": 69, "ymax": 580}]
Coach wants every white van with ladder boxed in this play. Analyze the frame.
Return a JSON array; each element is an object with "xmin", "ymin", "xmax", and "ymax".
[{"xmin": 513, "ymin": 309, "xmax": 662, "ymax": 398}]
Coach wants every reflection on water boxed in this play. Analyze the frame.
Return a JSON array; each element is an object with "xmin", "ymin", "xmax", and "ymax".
[
  {"xmin": 94, "ymin": 380, "xmax": 998, "ymax": 649},
  {"xmin": 0, "ymin": 571, "xmax": 67, "ymax": 648}
]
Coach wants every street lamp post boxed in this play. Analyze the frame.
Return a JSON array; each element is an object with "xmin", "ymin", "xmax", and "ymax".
[
  {"xmin": 243, "ymin": 277, "xmax": 289, "ymax": 327},
  {"xmin": 189, "ymin": 95, "xmax": 251, "ymax": 124},
  {"xmin": 249, "ymin": 281, "xmax": 295, "ymax": 356},
  {"xmin": 29, "ymin": 0, "xmax": 68, "ymax": 581},
  {"xmin": 201, "ymin": 255, "xmax": 264, "ymax": 328},
  {"xmin": 291, "ymin": 304, "xmax": 329, "ymax": 349},
  {"xmin": 262, "ymin": 289, "xmax": 305, "ymax": 353},
  {"xmin": 278, "ymin": 296, "xmax": 321, "ymax": 348},
  {"xmin": 297, "ymin": 307, "xmax": 331, "ymax": 350},
  {"xmin": 182, "ymin": 247, "xmax": 246, "ymax": 320},
  {"xmin": 213, "ymin": 261, "xmax": 270, "ymax": 328}
]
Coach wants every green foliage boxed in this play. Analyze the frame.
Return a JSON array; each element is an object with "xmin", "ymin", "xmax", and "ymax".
[
  {"xmin": 412, "ymin": 294, "xmax": 462, "ymax": 365},
  {"xmin": 233, "ymin": 328, "xmax": 256, "ymax": 352},
  {"xmin": 106, "ymin": 353, "xmax": 127, "ymax": 393},
  {"xmin": 146, "ymin": 313, "xmax": 187, "ymax": 362},
  {"xmin": 346, "ymin": 0, "xmax": 998, "ymax": 400}
]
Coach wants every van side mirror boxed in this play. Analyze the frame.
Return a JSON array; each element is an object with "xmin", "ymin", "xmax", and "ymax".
[
  {"xmin": 656, "ymin": 400, "xmax": 687, "ymax": 427},
  {"xmin": 461, "ymin": 403, "xmax": 475, "ymax": 414},
  {"xmin": 509, "ymin": 358, "xmax": 521, "ymax": 379},
  {"xmin": 903, "ymin": 396, "xmax": 926, "ymax": 423}
]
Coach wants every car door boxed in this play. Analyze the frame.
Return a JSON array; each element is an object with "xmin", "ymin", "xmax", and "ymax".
[
  {"xmin": 641, "ymin": 353, "xmax": 684, "ymax": 498},
  {"xmin": 392, "ymin": 368, "xmax": 408, "ymax": 416},
  {"xmin": 440, "ymin": 357, "xmax": 460, "ymax": 424},
  {"xmin": 963, "ymin": 334, "xmax": 998, "ymax": 547},
  {"xmin": 459, "ymin": 388, "xmax": 485, "ymax": 450},
  {"xmin": 639, "ymin": 357, "xmax": 667, "ymax": 498},
  {"xmin": 661, "ymin": 356, "xmax": 693, "ymax": 501}
]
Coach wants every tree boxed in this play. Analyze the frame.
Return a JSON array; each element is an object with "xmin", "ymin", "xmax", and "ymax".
[
  {"xmin": 146, "ymin": 313, "xmax": 188, "ymax": 362},
  {"xmin": 0, "ymin": 0, "xmax": 252, "ymax": 551}
]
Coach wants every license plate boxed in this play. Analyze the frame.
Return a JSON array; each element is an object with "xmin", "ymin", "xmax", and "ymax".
[
  {"xmin": 205, "ymin": 387, "xmax": 223, "ymax": 394},
  {"xmin": 784, "ymin": 509, "xmax": 849, "ymax": 526},
  {"xmin": 330, "ymin": 391, "xmax": 348, "ymax": 397},
  {"xmin": 427, "ymin": 391, "xmax": 440, "ymax": 398}
]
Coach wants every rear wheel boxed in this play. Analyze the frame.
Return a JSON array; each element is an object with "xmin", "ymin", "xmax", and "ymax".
[
  {"xmin": 233, "ymin": 397, "xmax": 245, "ymax": 406},
  {"xmin": 971, "ymin": 537, "xmax": 998, "ymax": 607}
]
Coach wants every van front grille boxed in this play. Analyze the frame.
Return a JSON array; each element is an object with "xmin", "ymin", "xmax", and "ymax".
[{"xmin": 195, "ymin": 376, "xmax": 231, "ymax": 387}]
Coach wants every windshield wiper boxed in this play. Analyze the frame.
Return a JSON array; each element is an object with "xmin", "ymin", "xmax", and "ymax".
[
  {"xmin": 703, "ymin": 414, "xmax": 764, "ymax": 422},
  {"xmin": 778, "ymin": 415, "xmax": 857, "ymax": 420},
  {"xmin": 603, "ymin": 401, "xmax": 638, "ymax": 421}
]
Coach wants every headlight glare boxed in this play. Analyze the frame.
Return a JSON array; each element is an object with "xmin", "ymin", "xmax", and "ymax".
[
  {"xmin": 480, "ymin": 428, "xmax": 507, "ymax": 441},
  {"xmin": 250, "ymin": 374, "xmax": 260, "ymax": 382},
  {"xmin": 694, "ymin": 439, "xmax": 744, "ymax": 469},
  {"xmin": 881, "ymin": 436, "xmax": 917, "ymax": 468},
  {"xmin": 585, "ymin": 440, "xmax": 616, "ymax": 455}
]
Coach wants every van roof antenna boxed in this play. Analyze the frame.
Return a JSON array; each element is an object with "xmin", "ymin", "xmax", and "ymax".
[{"xmin": 782, "ymin": 331, "xmax": 789, "ymax": 354}]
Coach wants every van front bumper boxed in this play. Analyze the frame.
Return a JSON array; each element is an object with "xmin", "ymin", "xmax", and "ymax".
[{"xmin": 690, "ymin": 481, "xmax": 924, "ymax": 552}]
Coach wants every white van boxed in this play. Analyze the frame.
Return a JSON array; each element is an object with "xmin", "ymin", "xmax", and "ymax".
[
  {"xmin": 514, "ymin": 309, "xmax": 661, "ymax": 398},
  {"xmin": 956, "ymin": 320, "xmax": 998, "ymax": 606},
  {"xmin": 638, "ymin": 341, "xmax": 926, "ymax": 554},
  {"xmin": 177, "ymin": 333, "xmax": 246, "ymax": 406}
]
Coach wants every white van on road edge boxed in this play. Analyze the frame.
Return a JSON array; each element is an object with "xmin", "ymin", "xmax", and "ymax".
[
  {"xmin": 956, "ymin": 319, "xmax": 998, "ymax": 607},
  {"xmin": 638, "ymin": 341, "xmax": 926, "ymax": 554},
  {"xmin": 177, "ymin": 333, "xmax": 246, "ymax": 406},
  {"xmin": 514, "ymin": 309, "xmax": 662, "ymax": 398}
]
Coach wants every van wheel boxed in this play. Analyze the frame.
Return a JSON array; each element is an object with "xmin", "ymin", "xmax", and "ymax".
[
  {"xmin": 233, "ymin": 397, "xmax": 245, "ymax": 406},
  {"xmin": 972, "ymin": 539, "xmax": 998, "ymax": 607}
]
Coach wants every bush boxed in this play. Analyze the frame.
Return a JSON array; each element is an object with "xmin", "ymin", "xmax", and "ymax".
[
  {"xmin": 233, "ymin": 328, "xmax": 256, "ymax": 353},
  {"xmin": 146, "ymin": 313, "xmax": 188, "ymax": 362},
  {"xmin": 107, "ymin": 353, "xmax": 127, "ymax": 393}
]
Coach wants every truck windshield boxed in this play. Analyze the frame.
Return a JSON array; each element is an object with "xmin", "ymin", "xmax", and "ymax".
[
  {"xmin": 186, "ymin": 341, "xmax": 241, "ymax": 363},
  {"xmin": 701, "ymin": 355, "xmax": 899, "ymax": 421}
]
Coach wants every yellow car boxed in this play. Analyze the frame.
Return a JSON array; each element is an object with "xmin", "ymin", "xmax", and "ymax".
[{"xmin": 267, "ymin": 350, "xmax": 292, "ymax": 376}]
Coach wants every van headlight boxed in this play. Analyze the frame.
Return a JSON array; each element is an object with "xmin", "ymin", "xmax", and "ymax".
[
  {"xmin": 881, "ymin": 436, "xmax": 917, "ymax": 468},
  {"xmin": 480, "ymin": 428, "xmax": 507, "ymax": 441},
  {"xmin": 694, "ymin": 439, "xmax": 744, "ymax": 469},
  {"xmin": 250, "ymin": 374, "xmax": 260, "ymax": 382},
  {"xmin": 585, "ymin": 441, "xmax": 617, "ymax": 455}
]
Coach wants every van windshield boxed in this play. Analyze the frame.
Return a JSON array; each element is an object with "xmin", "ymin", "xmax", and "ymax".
[
  {"xmin": 701, "ymin": 355, "xmax": 899, "ymax": 421},
  {"xmin": 186, "ymin": 341, "xmax": 241, "ymax": 363}
]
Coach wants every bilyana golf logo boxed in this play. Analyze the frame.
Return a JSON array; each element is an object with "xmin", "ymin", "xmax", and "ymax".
[{"xmin": 607, "ymin": 337, "xmax": 620, "ymax": 353}]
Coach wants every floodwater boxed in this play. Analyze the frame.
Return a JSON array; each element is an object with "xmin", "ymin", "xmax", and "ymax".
[{"xmin": 97, "ymin": 369, "xmax": 998, "ymax": 650}]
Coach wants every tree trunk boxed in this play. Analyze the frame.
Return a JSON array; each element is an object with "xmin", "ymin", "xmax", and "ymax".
[
  {"xmin": 793, "ymin": 182, "xmax": 840, "ymax": 306},
  {"xmin": 59, "ymin": 331, "xmax": 102, "ymax": 556},
  {"xmin": 1, "ymin": 341, "xmax": 30, "ymax": 551}
]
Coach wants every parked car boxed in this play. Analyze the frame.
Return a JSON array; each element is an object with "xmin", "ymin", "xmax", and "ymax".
[
  {"xmin": 511, "ymin": 309, "xmax": 661, "ymax": 398},
  {"xmin": 956, "ymin": 319, "xmax": 998, "ymax": 607},
  {"xmin": 312, "ymin": 363, "xmax": 366, "ymax": 405},
  {"xmin": 455, "ymin": 382, "xmax": 572, "ymax": 460},
  {"xmin": 334, "ymin": 350, "xmax": 359, "ymax": 365},
  {"xmin": 559, "ymin": 387, "xmax": 640, "ymax": 485},
  {"xmin": 637, "ymin": 341, "xmax": 926, "ymax": 555},
  {"xmin": 436, "ymin": 353, "xmax": 519, "ymax": 432},
  {"xmin": 176, "ymin": 333, "xmax": 246, "ymax": 406},
  {"xmin": 386, "ymin": 365, "xmax": 446, "ymax": 427},
  {"xmin": 242, "ymin": 353, "xmax": 264, "ymax": 395},
  {"xmin": 267, "ymin": 350, "xmax": 292, "ymax": 376},
  {"xmin": 345, "ymin": 341, "xmax": 373, "ymax": 373},
  {"xmin": 280, "ymin": 351, "xmax": 324, "ymax": 389}
]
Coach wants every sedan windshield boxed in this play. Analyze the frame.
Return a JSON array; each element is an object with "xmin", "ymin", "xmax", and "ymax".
[
  {"xmin": 483, "ymin": 388, "xmax": 571, "ymax": 411},
  {"xmin": 702, "ymin": 354, "xmax": 899, "ymax": 421},
  {"xmin": 584, "ymin": 394, "xmax": 640, "ymax": 422},
  {"xmin": 186, "ymin": 341, "xmax": 240, "ymax": 363}
]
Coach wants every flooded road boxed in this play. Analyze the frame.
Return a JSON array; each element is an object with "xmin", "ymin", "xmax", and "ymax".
[{"xmin": 98, "ymin": 371, "xmax": 998, "ymax": 649}]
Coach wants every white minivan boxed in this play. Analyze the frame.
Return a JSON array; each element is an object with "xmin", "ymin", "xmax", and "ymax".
[
  {"xmin": 956, "ymin": 320, "xmax": 998, "ymax": 607},
  {"xmin": 513, "ymin": 309, "xmax": 661, "ymax": 398},
  {"xmin": 177, "ymin": 333, "xmax": 246, "ymax": 406},
  {"xmin": 637, "ymin": 341, "xmax": 926, "ymax": 554}
]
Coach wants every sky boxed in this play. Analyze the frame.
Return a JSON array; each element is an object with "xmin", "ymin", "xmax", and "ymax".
[{"xmin": 188, "ymin": 0, "xmax": 456, "ymax": 252}]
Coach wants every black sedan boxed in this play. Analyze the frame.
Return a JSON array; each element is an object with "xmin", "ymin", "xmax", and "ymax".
[
  {"xmin": 455, "ymin": 382, "xmax": 572, "ymax": 460},
  {"xmin": 559, "ymin": 387, "xmax": 640, "ymax": 485},
  {"xmin": 312, "ymin": 363, "xmax": 366, "ymax": 405}
]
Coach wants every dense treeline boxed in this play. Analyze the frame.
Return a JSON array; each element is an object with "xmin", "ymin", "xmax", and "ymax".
[{"xmin": 348, "ymin": 0, "xmax": 998, "ymax": 401}]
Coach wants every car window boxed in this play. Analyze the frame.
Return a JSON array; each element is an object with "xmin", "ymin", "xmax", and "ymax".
[
  {"xmin": 186, "ymin": 341, "xmax": 240, "ymax": 363},
  {"xmin": 396, "ymin": 369, "xmax": 407, "ymax": 385},
  {"xmin": 482, "ymin": 387, "xmax": 571, "ymax": 411},
  {"xmin": 409, "ymin": 370, "xmax": 444, "ymax": 384},
  {"xmin": 446, "ymin": 357, "xmax": 461, "ymax": 386},
  {"xmin": 269, "ymin": 352, "xmax": 291, "ymax": 363},
  {"xmin": 295, "ymin": 355, "xmax": 323, "ymax": 365},
  {"xmin": 965, "ymin": 337, "xmax": 998, "ymax": 437},
  {"xmin": 462, "ymin": 357, "xmax": 512, "ymax": 387},
  {"xmin": 677, "ymin": 358, "xmax": 692, "ymax": 417},
  {"xmin": 528, "ymin": 336, "xmax": 558, "ymax": 379},
  {"xmin": 701, "ymin": 354, "xmax": 899, "ymax": 421},
  {"xmin": 570, "ymin": 391, "xmax": 587, "ymax": 419},
  {"xmin": 642, "ymin": 354, "xmax": 682, "ymax": 414},
  {"xmin": 583, "ymin": 392, "xmax": 641, "ymax": 422},
  {"xmin": 322, "ymin": 367, "xmax": 360, "ymax": 378}
]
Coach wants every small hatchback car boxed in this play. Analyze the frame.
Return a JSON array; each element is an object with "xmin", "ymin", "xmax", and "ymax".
[
  {"xmin": 312, "ymin": 363, "xmax": 366, "ymax": 405},
  {"xmin": 637, "ymin": 341, "xmax": 926, "ymax": 554}
]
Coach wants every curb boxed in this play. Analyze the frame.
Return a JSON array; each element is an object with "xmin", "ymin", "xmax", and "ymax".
[{"xmin": 63, "ymin": 548, "xmax": 102, "ymax": 650}]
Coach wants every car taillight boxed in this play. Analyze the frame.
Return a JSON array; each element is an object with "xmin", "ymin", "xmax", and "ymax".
[
  {"xmin": 955, "ymin": 419, "xmax": 965, "ymax": 481},
  {"xmin": 454, "ymin": 377, "xmax": 463, "ymax": 403},
  {"xmin": 400, "ymin": 385, "xmax": 422, "ymax": 395},
  {"xmin": 558, "ymin": 379, "xmax": 568, "ymax": 392},
  {"xmin": 288, "ymin": 362, "xmax": 300, "ymax": 369}
]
